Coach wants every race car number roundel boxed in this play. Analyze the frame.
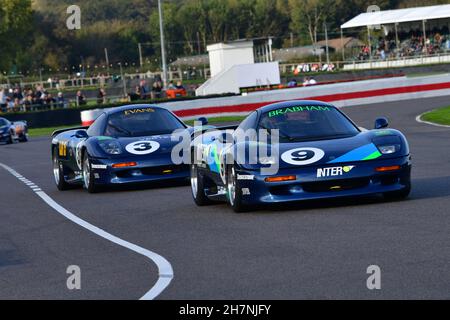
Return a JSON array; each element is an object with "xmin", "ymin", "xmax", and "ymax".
[
  {"xmin": 281, "ymin": 147, "xmax": 325, "ymax": 166},
  {"xmin": 125, "ymin": 141, "xmax": 160, "ymax": 155}
]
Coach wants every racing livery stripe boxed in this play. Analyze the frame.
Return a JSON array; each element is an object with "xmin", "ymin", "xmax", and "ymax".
[
  {"xmin": 363, "ymin": 150, "xmax": 383, "ymax": 161},
  {"xmin": 328, "ymin": 143, "xmax": 382, "ymax": 164},
  {"xmin": 208, "ymin": 144, "xmax": 221, "ymax": 173}
]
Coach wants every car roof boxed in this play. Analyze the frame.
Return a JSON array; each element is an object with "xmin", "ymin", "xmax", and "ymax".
[
  {"xmin": 257, "ymin": 100, "xmax": 336, "ymax": 113},
  {"xmin": 105, "ymin": 104, "xmax": 167, "ymax": 115}
]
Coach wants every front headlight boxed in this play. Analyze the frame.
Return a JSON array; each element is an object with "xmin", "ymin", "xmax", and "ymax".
[
  {"xmin": 99, "ymin": 140, "xmax": 122, "ymax": 155},
  {"xmin": 378, "ymin": 145, "xmax": 400, "ymax": 155}
]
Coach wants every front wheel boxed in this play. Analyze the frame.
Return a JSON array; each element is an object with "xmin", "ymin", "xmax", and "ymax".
[
  {"xmin": 190, "ymin": 164, "xmax": 213, "ymax": 206},
  {"xmin": 226, "ymin": 165, "xmax": 249, "ymax": 213},
  {"xmin": 6, "ymin": 132, "xmax": 13, "ymax": 144},
  {"xmin": 82, "ymin": 152, "xmax": 100, "ymax": 193}
]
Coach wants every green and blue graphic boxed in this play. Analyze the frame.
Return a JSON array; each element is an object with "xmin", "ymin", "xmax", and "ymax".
[{"xmin": 328, "ymin": 143, "xmax": 382, "ymax": 164}]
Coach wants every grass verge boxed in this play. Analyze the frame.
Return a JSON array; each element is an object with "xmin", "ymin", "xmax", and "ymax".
[
  {"xmin": 185, "ymin": 115, "xmax": 245, "ymax": 126},
  {"xmin": 420, "ymin": 106, "xmax": 450, "ymax": 126},
  {"xmin": 28, "ymin": 125, "xmax": 80, "ymax": 137}
]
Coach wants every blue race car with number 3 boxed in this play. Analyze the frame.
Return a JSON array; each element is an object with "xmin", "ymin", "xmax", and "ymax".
[
  {"xmin": 190, "ymin": 100, "xmax": 412, "ymax": 212},
  {"xmin": 51, "ymin": 105, "xmax": 196, "ymax": 193}
]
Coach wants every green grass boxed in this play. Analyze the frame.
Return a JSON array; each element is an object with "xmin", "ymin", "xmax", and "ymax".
[
  {"xmin": 28, "ymin": 124, "xmax": 80, "ymax": 137},
  {"xmin": 406, "ymin": 72, "xmax": 449, "ymax": 78},
  {"xmin": 28, "ymin": 116, "xmax": 246, "ymax": 138},
  {"xmin": 421, "ymin": 106, "xmax": 450, "ymax": 126},
  {"xmin": 185, "ymin": 115, "xmax": 245, "ymax": 126}
]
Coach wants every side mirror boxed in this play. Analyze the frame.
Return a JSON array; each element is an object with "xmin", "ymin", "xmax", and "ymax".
[
  {"xmin": 74, "ymin": 130, "xmax": 88, "ymax": 139},
  {"xmin": 197, "ymin": 117, "xmax": 208, "ymax": 126},
  {"xmin": 374, "ymin": 117, "xmax": 389, "ymax": 129},
  {"xmin": 220, "ymin": 132, "xmax": 234, "ymax": 143},
  {"xmin": 211, "ymin": 131, "xmax": 234, "ymax": 143}
]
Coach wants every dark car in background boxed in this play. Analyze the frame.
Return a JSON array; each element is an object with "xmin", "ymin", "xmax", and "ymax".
[{"xmin": 0, "ymin": 117, "xmax": 28, "ymax": 144}]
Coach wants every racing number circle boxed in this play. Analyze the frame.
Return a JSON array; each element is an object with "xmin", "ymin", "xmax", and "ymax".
[
  {"xmin": 125, "ymin": 141, "xmax": 160, "ymax": 155},
  {"xmin": 281, "ymin": 147, "xmax": 325, "ymax": 166}
]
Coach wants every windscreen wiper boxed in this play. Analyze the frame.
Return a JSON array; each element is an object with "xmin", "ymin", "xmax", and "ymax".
[
  {"xmin": 108, "ymin": 124, "xmax": 132, "ymax": 136},
  {"xmin": 259, "ymin": 126, "xmax": 295, "ymax": 141}
]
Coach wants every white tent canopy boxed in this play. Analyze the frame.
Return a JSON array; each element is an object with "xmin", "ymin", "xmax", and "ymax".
[{"xmin": 341, "ymin": 4, "xmax": 450, "ymax": 29}]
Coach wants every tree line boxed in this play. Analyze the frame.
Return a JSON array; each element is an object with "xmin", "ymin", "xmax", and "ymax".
[{"xmin": 1, "ymin": 0, "xmax": 449, "ymax": 75}]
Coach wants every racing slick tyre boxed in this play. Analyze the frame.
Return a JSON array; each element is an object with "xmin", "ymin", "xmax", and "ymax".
[
  {"xmin": 190, "ymin": 164, "xmax": 213, "ymax": 206},
  {"xmin": 226, "ymin": 164, "xmax": 250, "ymax": 213},
  {"xmin": 383, "ymin": 183, "xmax": 411, "ymax": 200},
  {"xmin": 82, "ymin": 152, "xmax": 101, "ymax": 193},
  {"xmin": 6, "ymin": 131, "xmax": 13, "ymax": 144},
  {"xmin": 53, "ymin": 151, "xmax": 71, "ymax": 191},
  {"xmin": 19, "ymin": 133, "xmax": 28, "ymax": 142}
]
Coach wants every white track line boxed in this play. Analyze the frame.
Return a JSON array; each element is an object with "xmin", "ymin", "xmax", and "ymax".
[
  {"xmin": 416, "ymin": 113, "xmax": 450, "ymax": 128},
  {"xmin": 0, "ymin": 162, "xmax": 173, "ymax": 300}
]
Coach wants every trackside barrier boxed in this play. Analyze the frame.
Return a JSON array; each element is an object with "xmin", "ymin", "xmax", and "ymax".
[{"xmin": 81, "ymin": 73, "xmax": 450, "ymax": 125}]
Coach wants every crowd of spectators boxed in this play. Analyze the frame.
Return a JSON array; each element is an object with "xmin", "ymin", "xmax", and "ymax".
[
  {"xmin": 287, "ymin": 77, "xmax": 317, "ymax": 88},
  {"xmin": 0, "ymin": 84, "xmax": 113, "ymax": 113},
  {"xmin": 294, "ymin": 63, "xmax": 336, "ymax": 74},
  {"xmin": 356, "ymin": 27, "xmax": 450, "ymax": 61},
  {"xmin": 130, "ymin": 79, "xmax": 187, "ymax": 101},
  {"xmin": 0, "ymin": 85, "xmax": 67, "ymax": 113}
]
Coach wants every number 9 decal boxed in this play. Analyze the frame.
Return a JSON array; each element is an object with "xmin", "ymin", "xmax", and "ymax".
[{"xmin": 281, "ymin": 147, "xmax": 325, "ymax": 166}]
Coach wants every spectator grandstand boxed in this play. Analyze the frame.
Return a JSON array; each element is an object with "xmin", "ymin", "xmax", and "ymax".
[
  {"xmin": 355, "ymin": 27, "xmax": 450, "ymax": 61},
  {"xmin": 341, "ymin": 4, "xmax": 450, "ymax": 69}
]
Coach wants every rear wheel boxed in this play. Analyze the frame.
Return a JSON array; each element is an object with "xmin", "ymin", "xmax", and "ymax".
[
  {"xmin": 226, "ymin": 164, "xmax": 249, "ymax": 213},
  {"xmin": 383, "ymin": 183, "xmax": 411, "ymax": 200},
  {"xmin": 190, "ymin": 164, "xmax": 213, "ymax": 206},
  {"xmin": 82, "ymin": 152, "xmax": 100, "ymax": 193},
  {"xmin": 53, "ymin": 151, "xmax": 71, "ymax": 191}
]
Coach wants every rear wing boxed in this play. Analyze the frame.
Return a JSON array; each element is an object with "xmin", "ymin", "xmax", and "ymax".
[
  {"xmin": 191, "ymin": 124, "xmax": 238, "ymax": 137},
  {"xmin": 11, "ymin": 120, "xmax": 27, "ymax": 126},
  {"xmin": 52, "ymin": 126, "xmax": 89, "ymax": 137}
]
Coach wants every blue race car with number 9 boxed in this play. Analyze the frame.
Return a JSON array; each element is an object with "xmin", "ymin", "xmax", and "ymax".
[
  {"xmin": 190, "ymin": 100, "xmax": 412, "ymax": 212},
  {"xmin": 51, "ymin": 105, "xmax": 198, "ymax": 193}
]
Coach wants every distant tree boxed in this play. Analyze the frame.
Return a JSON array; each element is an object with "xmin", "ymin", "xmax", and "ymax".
[
  {"xmin": 176, "ymin": 1, "xmax": 203, "ymax": 54},
  {"xmin": 3, "ymin": 0, "xmax": 448, "ymax": 74},
  {"xmin": 289, "ymin": 0, "xmax": 333, "ymax": 46},
  {"xmin": 250, "ymin": 0, "xmax": 289, "ymax": 38},
  {"xmin": 0, "ymin": 0, "xmax": 33, "ymax": 72}
]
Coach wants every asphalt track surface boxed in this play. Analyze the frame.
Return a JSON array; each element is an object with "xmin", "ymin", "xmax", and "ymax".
[{"xmin": 0, "ymin": 96, "xmax": 449, "ymax": 300}]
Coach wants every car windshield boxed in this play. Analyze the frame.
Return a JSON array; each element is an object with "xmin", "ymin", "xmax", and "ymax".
[
  {"xmin": 104, "ymin": 107, "xmax": 185, "ymax": 137},
  {"xmin": 258, "ymin": 105, "xmax": 359, "ymax": 142},
  {"xmin": 0, "ymin": 119, "xmax": 7, "ymax": 127}
]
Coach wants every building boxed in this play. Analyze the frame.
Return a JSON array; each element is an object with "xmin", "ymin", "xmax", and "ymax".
[{"xmin": 196, "ymin": 39, "xmax": 280, "ymax": 96}]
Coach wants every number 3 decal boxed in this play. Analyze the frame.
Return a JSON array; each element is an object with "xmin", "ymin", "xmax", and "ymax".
[{"xmin": 125, "ymin": 141, "xmax": 160, "ymax": 155}]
